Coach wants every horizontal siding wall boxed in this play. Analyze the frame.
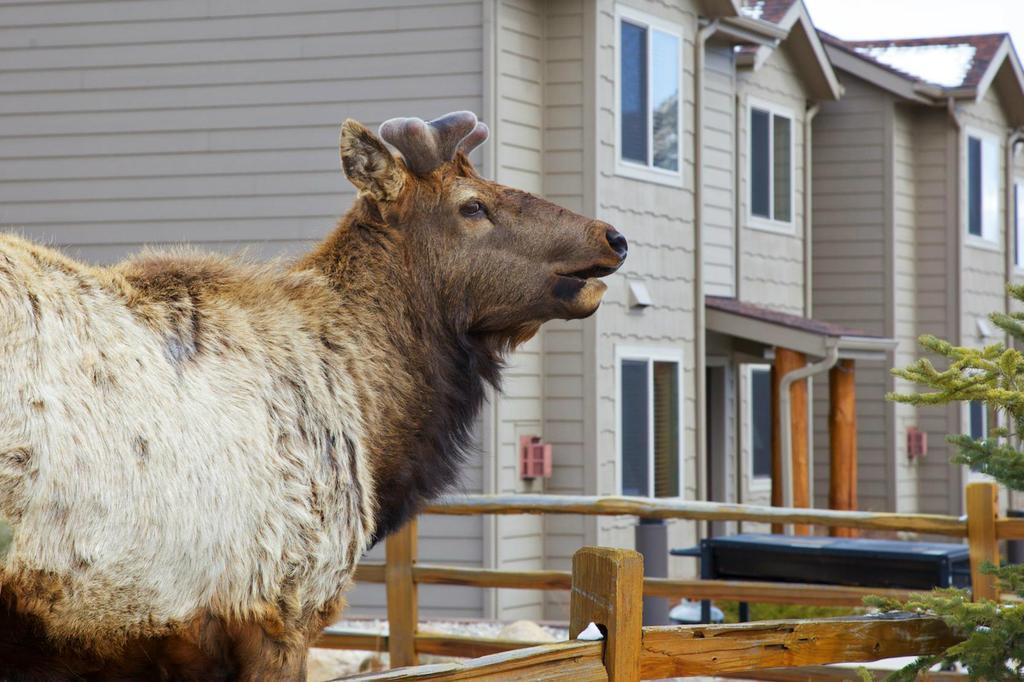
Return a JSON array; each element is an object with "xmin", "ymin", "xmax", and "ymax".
[
  {"xmin": 541, "ymin": 0, "xmax": 587, "ymax": 621},
  {"xmin": 913, "ymin": 108, "xmax": 959, "ymax": 515},
  {"xmin": 810, "ymin": 75, "xmax": 890, "ymax": 512},
  {"xmin": 491, "ymin": 0, "xmax": 546, "ymax": 622},
  {"xmin": 593, "ymin": 0, "xmax": 699, "ymax": 564},
  {"xmin": 0, "ymin": 0, "xmax": 488, "ymax": 620},
  {"xmin": 702, "ymin": 42, "xmax": 736, "ymax": 297},
  {"xmin": 736, "ymin": 45, "xmax": 809, "ymax": 316}
]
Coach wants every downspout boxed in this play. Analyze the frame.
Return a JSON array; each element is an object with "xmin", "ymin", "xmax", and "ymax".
[
  {"xmin": 779, "ymin": 341, "xmax": 839, "ymax": 514},
  {"xmin": 693, "ymin": 19, "xmax": 719, "ymax": 522},
  {"xmin": 1005, "ymin": 128, "xmax": 1024, "ymax": 321},
  {"xmin": 947, "ymin": 97, "xmax": 965, "ymax": 512},
  {"xmin": 803, "ymin": 103, "xmax": 820, "ymax": 317}
]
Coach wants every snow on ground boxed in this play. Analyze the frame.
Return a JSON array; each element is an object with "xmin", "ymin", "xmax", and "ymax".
[{"xmin": 853, "ymin": 43, "xmax": 976, "ymax": 88}]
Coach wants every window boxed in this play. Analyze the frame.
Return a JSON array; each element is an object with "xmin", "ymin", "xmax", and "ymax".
[
  {"xmin": 616, "ymin": 8, "xmax": 681, "ymax": 183},
  {"xmin": 749, "ymin": 100, "xmax": 793, "ymax": 228},
  {"xmin": 966, "ymin": 132, "xmax": 1000, "ymax": 242},
  {"xmin": 1015, "ymin": 181, "xmax": 1024, "ymax": 268},
  {"xmin": 618, "ymin": 350, "xmax": 683, "ymax": 497},
  {"xmin": 747, "ymin": 365, "xmax": 772, "ymax": 487},
  {"xmin": 969, "ymin": 400, "xmax": 988, "ymax": 441}
]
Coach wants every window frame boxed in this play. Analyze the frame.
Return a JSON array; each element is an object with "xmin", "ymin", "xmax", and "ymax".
[
  {"xmin": 615, "ymin": 345, "xmax": 685, "ymax": 498},
  {"xmin": 1014, "ymin": 178, "xmax": 1024, "ymax": 271},
  {"xmin": 746, "ymin": 96, "xmax": 796, "ymax": 234},
  {"xmin": 745, "ymin": 363, "xmax": 773, "ymax": 493},
  {"xmin": 964, "ymin": 127, "xmax": 1001, "ymax": 248},
  {"xmin": 613, "ymin": 5, "xmax": 684, "ymax": 187}
]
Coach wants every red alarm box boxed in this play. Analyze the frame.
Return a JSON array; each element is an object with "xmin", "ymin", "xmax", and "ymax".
[
  {"xmin": 519, "ymin": 435, "xmax": 552, "ymax": 480},
  {"xmin": 907, "ymin": 426, "xmax": 928, "ymax": 460}
]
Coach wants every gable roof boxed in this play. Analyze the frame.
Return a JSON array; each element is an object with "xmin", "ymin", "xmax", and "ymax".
[
  {"xmin": 842, "ymin": 34, "xmax": 1005, "ymax": 90},
  {"xmin": 821, "ymin": 31, "xmax": 1024, "ymax": 126},
  {"xmin": 734, "ymin": 0, "xmax": 842, "ymax": 100}
]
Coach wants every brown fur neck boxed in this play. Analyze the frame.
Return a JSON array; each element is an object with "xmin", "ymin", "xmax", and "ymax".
[{"xmin": 298, "ymin": 200, "xmax": 502, "ymax": 545}]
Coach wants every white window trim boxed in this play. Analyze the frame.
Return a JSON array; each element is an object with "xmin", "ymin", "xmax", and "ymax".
[
  {"xmin": 613, "ymin": 5, "xmax": 684, "ymax": 188},
  {"xmin": 746, "ymin": 96, "xmax": 796, "ymax": 234},
  {"xmin": 1014, "ymin": 178, "xmax": 1024, "ymax": 271},
  {"xmin": 963, "ymin": 126, "xmax": 1001, "ymax": 248},
  {"xmin": 614, "ymin": 345, "xmax": 686, "ymax": 498},
  {"xmin": 964, "ymin": 400, "xmax": 994, "ymax": 484},
  {"xmin": 745, "ymin": 363, "xmax": 772, "ymax": 493}
]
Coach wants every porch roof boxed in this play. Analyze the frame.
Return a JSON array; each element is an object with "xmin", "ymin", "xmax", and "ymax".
[{"xmin": 705, "ymin": 296, "xmax": 897, "ymax": 361}]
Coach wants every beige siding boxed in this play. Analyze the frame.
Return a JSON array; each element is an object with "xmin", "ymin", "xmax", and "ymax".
[
  {"xmin": 489, "ymin": 0, "xmax": 547, "ymax": 621},
  {"xmin": 0, "ymin": 0, "xmax": 489, "ymax": 620},
  {"xmin": 736, "ymin": 45, "xmax": 810, "ymax": 316},
  {"xmin": 912, "ymin": 108, "xmax": 961, "ymax": 514},
  {"xmin": 891, "ymin": 105, "xmax": 922, "ymax": 512},
  {"xmin": 703, "ymin": 42, "xmax": 736, "ymax": 297},
  {"xmin": 809, "ymin": 75, "xmax": 892, "ymax": 512},
  {"xmin": 541, "ymin": 0, "xmax": 587, "ymax": 620},
  {"xmin": 593, "ymin": 0, "xmax": 699, "ymax": 564}
]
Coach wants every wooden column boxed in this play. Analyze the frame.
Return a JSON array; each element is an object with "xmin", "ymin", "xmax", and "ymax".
[
  {"xmin": 570, "ymin": 547, "xmax": 643, "ymax": 682},
  {"xmin": 386, "ymin": 519, "xmax": 418, "ymax": 667},
  {"xmin": 829, "ymin": 359, "xmax": 858, "ymax": 537},
  {"xmin": 966, "ymin": 482, "xmax": 999, "ymax": 601},
  {"xmin": 771, "ymin": 347, "xmax": 809, "ymax": 534}
]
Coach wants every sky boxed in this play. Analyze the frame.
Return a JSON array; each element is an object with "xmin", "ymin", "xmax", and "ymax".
[{"xmin": 803, "ymin": 0, "xmax": 1024, "ymax": 51}]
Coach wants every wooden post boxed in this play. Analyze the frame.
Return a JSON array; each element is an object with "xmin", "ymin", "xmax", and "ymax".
[
  {"xmin": 771, "ymin": 347, "xmax": 809, "ymax": 534},
  {"xmin": 386, "ymin": 519, "xmax": 418, "ymax": 667},
  {"xmin": 829, "ymin": 359, "xmax": 857, "ymax": 537},
  {"xmin": 966, "ymin": 482, "xmax": 999, "ymax": 601},
  {"xmin": 569, "ymin": 547, "xmax": 643, "ymax": 682}
]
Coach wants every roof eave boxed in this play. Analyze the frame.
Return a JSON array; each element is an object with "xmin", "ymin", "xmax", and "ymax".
[{"xmin": 719, "ymin": 15, "xmax": 788, "ymax": 42}]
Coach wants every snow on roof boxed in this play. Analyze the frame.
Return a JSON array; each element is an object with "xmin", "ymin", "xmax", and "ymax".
[
  {"xmin": 851, "ymin": 43, "xmax": 977, "ymax": 88},
  {"xmin": 739, "ymin": 0, "xmax": 765, "ymax": 20}
]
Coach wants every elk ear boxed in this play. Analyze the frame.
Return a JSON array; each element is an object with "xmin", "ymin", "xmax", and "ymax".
[{"xmin": 339, "ymin": 119, "xmax": 405, "ymax": 202}]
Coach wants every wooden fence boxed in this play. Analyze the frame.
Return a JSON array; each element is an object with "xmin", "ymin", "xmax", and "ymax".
[{"xmin": 318, "ymin": 480, "xmax": 1017, "ymax": 680}]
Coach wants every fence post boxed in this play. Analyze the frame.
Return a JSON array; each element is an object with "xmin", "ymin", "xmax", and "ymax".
[
  {"xmin": 386, "ymin": 518, "xmax": 418, "ymax": 667},
  {"xmin": 569, "ymin": 546, "xmax": 643, "ymax": 682},
  {"xmin": 966, "ymin": 481, "xmax": 999, "ymax": 601}
]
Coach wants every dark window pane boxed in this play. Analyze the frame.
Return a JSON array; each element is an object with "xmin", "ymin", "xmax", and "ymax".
[
  {"xmin": 653, "ymin": 361, "xmax": 679, "ymax": 497},
  {"xmin": 651, "ymin": 30, "xmax": 679, "ymax": 171},
  {"xmin": 751, "ymin": 108, "xmax": 770, "ymax": 219},
  {"xmin": 621, "ymin": 21, "xmax": 648, "ymax": 165},
  {"xmin": 773, "ymin": 114, "xmax": 791, "ymax": 222},
  {"xmin": 969, "ymin": 400, "xmax": 986, "ymax": 440},
  {"xmin": 968, "ymin": 136, "xmax": 983, "ymax": 236},
  {"xmin": 622, "ymin": 359, "xmax": 649, "ymax": 496},
  {"xmin": 751, "ymin": 368, "xmax": 772, "ymax": 478}
]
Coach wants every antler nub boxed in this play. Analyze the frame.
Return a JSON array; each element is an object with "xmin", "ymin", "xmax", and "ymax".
[{"xmin": 379, "ymin": 111, "xmax": 490, "ymax": 176}]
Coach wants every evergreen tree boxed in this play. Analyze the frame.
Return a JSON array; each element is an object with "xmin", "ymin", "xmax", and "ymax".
[{"xmin": 877, "ymin": 283, "xmax": 1024, "ymax": 680}]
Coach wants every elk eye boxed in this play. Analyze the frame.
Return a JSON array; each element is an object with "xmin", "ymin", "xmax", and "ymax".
[{"xmin": 459, "ymin": 200, "xmax": 485, "ymax": 218}]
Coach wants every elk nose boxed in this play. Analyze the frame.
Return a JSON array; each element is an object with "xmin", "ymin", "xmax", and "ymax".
[{"xmin": 606, "ymin": 227, "xmax": 628, "ymax": 260}]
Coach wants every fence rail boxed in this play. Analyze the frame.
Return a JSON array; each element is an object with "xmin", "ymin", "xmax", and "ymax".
[{"xmin": 329, "ymin": 481, "xmax": 1013, "ymax": 679}]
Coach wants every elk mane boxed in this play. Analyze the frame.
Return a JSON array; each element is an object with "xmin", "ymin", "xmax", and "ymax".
[{"xmin": 378, "ymin": 111, "xmax": 489, "ymax": 176}]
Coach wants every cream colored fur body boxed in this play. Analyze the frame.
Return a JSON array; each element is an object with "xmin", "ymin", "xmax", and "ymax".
[{"xmin": 0, "ymin": 234, "xmax": 374, "ymax": 651}]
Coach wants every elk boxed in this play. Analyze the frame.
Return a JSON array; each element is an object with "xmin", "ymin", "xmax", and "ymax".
[{"xmin": 0, "ymin": 111, "xmax": 626, "ymax": 680}]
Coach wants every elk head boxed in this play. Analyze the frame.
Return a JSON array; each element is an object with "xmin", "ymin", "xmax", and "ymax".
[{"xmin": 339, "ymin": 111, "xmax": 627, "ymax": 348}]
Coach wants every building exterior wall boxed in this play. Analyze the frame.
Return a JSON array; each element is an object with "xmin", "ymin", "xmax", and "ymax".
[
  {"xmin": 736, "ymin": 45, "xmax": 810, "ymax": 316},
  {"xmin": 809, "ymin": 74, "xmax": 892, "ymax": 512},
  {"xmin": 592, "ymin": 0, "xmax": 700, "ymax": 561},
  {"xmin": 540, "ymin": 0, "xmax": 590, "ymax": 620},
  {"xmin": 703, "ymin": 41, "xmax": 738, "ymax": 298},
  {"xmin": 910, "ymin": 107, "xmax": 962, "ymax": 514}
]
